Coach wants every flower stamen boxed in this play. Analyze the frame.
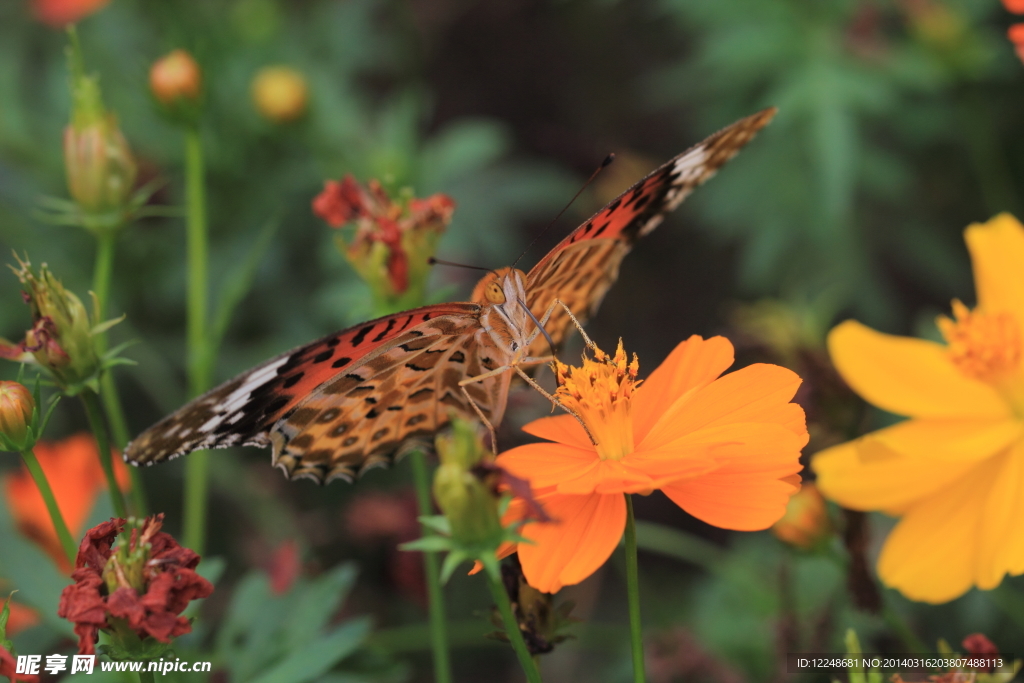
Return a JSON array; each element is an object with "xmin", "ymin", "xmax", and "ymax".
[
  {"xmin": 554, "ymin": 340, "xmax": 641, "ymax": 461},
  {"xmin": 938, "ymin": 300, "xmax": 1022, "ymax": 382}
]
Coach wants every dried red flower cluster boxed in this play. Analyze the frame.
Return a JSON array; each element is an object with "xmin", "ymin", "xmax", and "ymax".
[
  {"xmin": 312, "ymin": 175, "xmax": 453, "ymax": 295},
  {"xmin": 57, "ymin": 515, "xmax": 213, "ymax": 655}
]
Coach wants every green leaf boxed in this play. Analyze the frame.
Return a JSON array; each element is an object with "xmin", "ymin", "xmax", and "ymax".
[
  {"xmin": 1, "ymin": 592, "xmax": 14, "ymax": 651},
  {"xmin": 399, "ymin": 536, "xmax": 452, "ymax": 553},
  {"xmin": 282, "ymin": 563, "xmax": 357, "ymax": 652},
  {"xmin": 247, "ymin": 618, "xmax": 371, "ymax": 683},
  {"xmin": 210, "ymin": 216, "xmax": 280, "ymax": 354}
]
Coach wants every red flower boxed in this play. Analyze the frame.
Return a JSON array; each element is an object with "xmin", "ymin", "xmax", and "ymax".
[
  {"xmin": 312, "ymin": 175, "xmax": 453, "ymax": 299},
  {"xmin": 1003, "ymin": 0, "xmax": 1024, "ymax": 13},
  {"xmin": 267, "ymin": 540, "xmax": 301, "ymax": 595},
  {"xmin": 962, "ymin": 633, "xmax": 999, "ymax": 656},
  {"xmin": 1008, "ymin": 23, "xmax": 1024, "ymax": 64},
  {"xmin": 31, "ymin": 0, "xmax": 108, "ymax": 26},
  {"xmin": 57, "ymin": 515, "xmax": 213, "ymax": 655},
  {"xmin": 0, "ymin": 644, "xmax": 39, "ymax": 683}
]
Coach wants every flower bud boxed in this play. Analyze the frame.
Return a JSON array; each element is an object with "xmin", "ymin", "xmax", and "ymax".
[
  {"xmin": 772, "ymin": 482, "xmax": 832, "ymax": 550},
  {"xmin": 64, "ymin": 56, "xmax": 137, "ymax": 216},
  {"xmin": 6, "ymin": 258, "xmax": 103, "ymax": 394},
  {"xmin": 433, "ymin": 420, "xmax": 503, "ymax": 548},
  {"xmin": 149, "ymin": 50, "xmax": 202, "ymax": 106},
  {"xmin": 251, "ymin": 66, "xmax": 308, "ymax": 123},
  {"xmin": 32, "ymin": 0, "xmax": 109, "ymax": 27},
  {"xmin": 0, "ymin": 382, "xmax": 35, "ymax": 451}
]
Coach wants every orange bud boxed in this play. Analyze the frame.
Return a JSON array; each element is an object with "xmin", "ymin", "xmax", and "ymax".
[
  {"xmin": 251, "ymin": 67, "xmax": 308, "ymax": 123},
  {"xmin": 149, "ymin": 49, "xmax": 202, "ymax": 105},
  {"xmin": 1004, "ymin": 0, "xmax": 1024, "ymax": 13},
  {"xmin": 63, "ymin": 116, "xmax": 137, "ymax": 214},
  {"xmin": 31, "ymin": 0, "xmax": 109, "ymax": 27},
  {"xmin": 0, "ymin": 381, "xmax": 35, "ymax": 449},
  {"xmin": 772, "ymin": 482, "xmax": 832, "ymax": 550}
]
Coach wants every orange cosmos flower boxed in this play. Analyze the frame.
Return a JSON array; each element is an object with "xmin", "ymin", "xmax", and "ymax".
[
  {"xmin": 496, "ymin": 336, "xmax": 808, "ymax": 593},
  {"xmin": 814, "ymin": 213, "xmax": 1024, "ymax": 603},
  {"xmin": 3, "ymin": 433, "xmax": 130, "ymax": 571}
]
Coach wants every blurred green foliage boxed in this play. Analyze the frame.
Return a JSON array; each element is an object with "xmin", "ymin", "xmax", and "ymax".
[{"xmin": 2, "ymin": 0, "xmax": 1024, "ymax": 681}]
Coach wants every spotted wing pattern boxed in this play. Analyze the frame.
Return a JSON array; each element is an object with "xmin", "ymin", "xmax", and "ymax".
[
  {"xmin": 125, "ymin": 303, "xmax": 511, "ymax": 484},
  {"xmin": 523, "ymin": 107, "xmax": 777, "ymax": 356}
]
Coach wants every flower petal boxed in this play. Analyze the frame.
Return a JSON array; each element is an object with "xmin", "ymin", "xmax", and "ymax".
[
  {"xmin": 876, "ymin": 453, "xmax": 1007, "ymax": 603},
  {"xmin": 976, "ymin": 442, "xmax": 1024, "ymax": 588},
  {"xmin": 813, "ymin": 438, "xmax": 978, "ymax": 514},
  {"xmin": 964, "ymin": 213, "xmax": 1024, "ymax": 319},
  {"xmin": 497, "ymin": 442, "xmax": 598, "ymax": 491},
  {"xmin": 522, "ymin": 414, "xmax": 593, "ymax": 450},
  {"xmin": 632, "ymin": 335, "xmax": 735, "ymax": 442},
  {"xmin": 657, "ymin": 423, "xmax": 803, "ymax": 530},
  {"xmin": 517, "ymin": 493, "xmax": 626, "ymax": 593},
  {"xmin": 869, "ymin": 417, "xmax": 1021, "ymax": 463},
  {"xmin": 638, "ymin": 363, "xmax": 805, "ymax": 452},
  {"xmin": 828, "ymin": 321, "xmax": 1008, "ymax": 418},
  {"xmin": 556, "ymin": 460, "xmax": 654, "ymax": 495}
]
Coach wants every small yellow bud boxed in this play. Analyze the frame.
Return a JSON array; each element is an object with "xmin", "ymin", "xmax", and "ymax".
[
  {"xmin": 63, "ymin": 117, "xmax": 137, "ymax": 215},
  {"xmin": 251, "ymin": 66, "xmax": 308, "ymax": 123},
  {"xmin": 64, "ymin": 49, "xmax": 137, "ymax": 217},
  {"xmin": 0, "ymin": 381, "xmax": 35, "ymax": 449},
  {"xmin": 433, "ymin": 420, "xmax": 503, "ymax": 547},
  {"xmin": 772, "ymin": 482, "xmax": 832, "ymax": 550},
  {"xmin": 149, "ymin": 50, "xmax": 202, "ymax": 105}
]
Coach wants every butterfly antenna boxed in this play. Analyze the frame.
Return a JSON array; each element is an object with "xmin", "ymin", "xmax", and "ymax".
[
  {"xmin": 427, "ymin": 257, "xmax": 494, "ymax": 273},
  {"xmin": 511, "ymin": 153, "xmax": 616, "ymax": 270},
  {"xmin": 517, "ymin": 298, "xmax": 556, "ymax": 357}
]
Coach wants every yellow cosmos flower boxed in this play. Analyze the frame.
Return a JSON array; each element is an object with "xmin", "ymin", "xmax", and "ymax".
[
  {"xmin": 497, "ymin": 336, "xmax": 808, "ymax": 594},
  {"xmin": 813, "ymin": 213, "xmax": 1024, "ymax": 603}
]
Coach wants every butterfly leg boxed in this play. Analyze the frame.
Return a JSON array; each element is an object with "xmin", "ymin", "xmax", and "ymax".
[
  {"xmin": 513, "ymin": 366, "xmax": 598, "ymax": 446},
  {"xmin": 554, "ymin": 299, "xmax": 598, "ymax": 351},
  {"xmin": 460, "ymin": 385, "xmax": 498, "ymax": 454}
]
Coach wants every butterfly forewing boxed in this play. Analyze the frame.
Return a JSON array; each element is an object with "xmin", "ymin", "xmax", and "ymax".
[{"xmin": 523, "ymin": 107, "xmax": 777, "ymax": 355}]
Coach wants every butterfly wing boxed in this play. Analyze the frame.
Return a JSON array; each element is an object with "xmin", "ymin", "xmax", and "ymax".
[
  {"xmin": 126, "ymin": 303, "xmax": 511, "ymax": 483},
  {"xmin": 524, "ymin": 108, "xmax": 777, "ymax": 355}
]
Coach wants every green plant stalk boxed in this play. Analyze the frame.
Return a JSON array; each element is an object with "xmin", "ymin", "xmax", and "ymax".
[
  {"xmin": 485, "ymin": 567, "xmax": 543, "ymax": 683},
  {"xmin": 183, "ymin": 126, "xmax": 212, "ymax": 554},
  {"xmin": 92, "ymin": 230, "xmax": 149, "ymax": 516},
  {"xmin": 81, "ymin": 389, "xmax": 127, "ymax": 519},
  {"xmin": 139, "ymin": 672, "xmax": 155, "ymax": 683},
  {"xmin": 410, "ymin": 450, "xmax": 452, "ymax": 683},
  {"xmin": 624, "ymin": 494, "xmax": 646, "ymax": 683},
  {"xmin": 20, "ymin": 448, "xmax": 78, "ymax": 565}
]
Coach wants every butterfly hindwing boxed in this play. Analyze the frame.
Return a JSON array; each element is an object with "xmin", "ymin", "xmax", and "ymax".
[
  {"xmin": 126, "ymin": 303, "xmax": 488, "ymax": 471},
  {"xmin": 268, "ymin": 313, "xmax": 513, "ymax": 484},
  {"xmin": 523, "ymin": 107, "xmax": 777, "ymax": 353}
]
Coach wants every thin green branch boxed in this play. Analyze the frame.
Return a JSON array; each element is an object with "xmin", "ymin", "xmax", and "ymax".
[
  {"xmin": 410, "ymin": 450, "xmax": 452, "ymax": 683},
  {"xmin": 485, "ymin": 565, "xmax": 543, "ymax": 683},
  {"xmin": 183, "ymin": 125, "xmax": 211, "ymax": 554},
  {"xmin": 624, "ymin": 494, "xmax": 646, "ymax": 683},
  {"xmin": 20, "ymin": 448, "xmax": 78, "ymax": 565},
  {"xmin": 81, "ymin": 389, "xmax": 127, "ymax": 519}
]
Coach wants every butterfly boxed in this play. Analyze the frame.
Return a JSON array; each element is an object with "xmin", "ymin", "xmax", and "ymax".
[{"xmin": 125, "ymin": 108, "xmax": 777, "ymax": 484}]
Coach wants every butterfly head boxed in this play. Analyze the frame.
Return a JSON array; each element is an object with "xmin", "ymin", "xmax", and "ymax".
[{"xmin": 474, "ymin": 267, "xmax": 532, "ymax": 356}]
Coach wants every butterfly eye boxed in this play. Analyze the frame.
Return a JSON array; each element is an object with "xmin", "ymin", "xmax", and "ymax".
[{"xmin": 485, "ymin": 281, "xmax": 506, "ymax": 304}]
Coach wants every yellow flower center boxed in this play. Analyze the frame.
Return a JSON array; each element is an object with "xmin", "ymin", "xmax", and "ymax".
[
  {"xmin": 937, "ymin": 300, "xmax": 1022, "ymax": 383},
  {"xmin": 554, "ymin": 340, "xmax": 640, "ymax": 461}
]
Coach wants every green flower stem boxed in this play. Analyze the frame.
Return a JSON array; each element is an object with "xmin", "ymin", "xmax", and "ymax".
[
  {"xmin": 139, "ymin": 670, "xmax": 155, "ymax": 683},
  {"xmin": 91, "ymin": 230, "xmax": 149, "ymax": 516},
  {"xmin": 624, "ymin": 494, "xmax": 646, "ymax": 683},
  {"xmin": 20, "ymin": 448, "xmax": 78, "ymax": 565},
  {"xmin": 81, "ymin": 389, "xmax": 127, "ymax": 519},
  {"xmin": 183, "ymin": 125, "xmax": 212, "ymax": 554},
  {"xmin": 410, "ymin": 450, "xmax": 452, "ymax": 683},
  {"xmin": 485, "ymin": 566, "xmax": 543, "ymax": 683}
]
